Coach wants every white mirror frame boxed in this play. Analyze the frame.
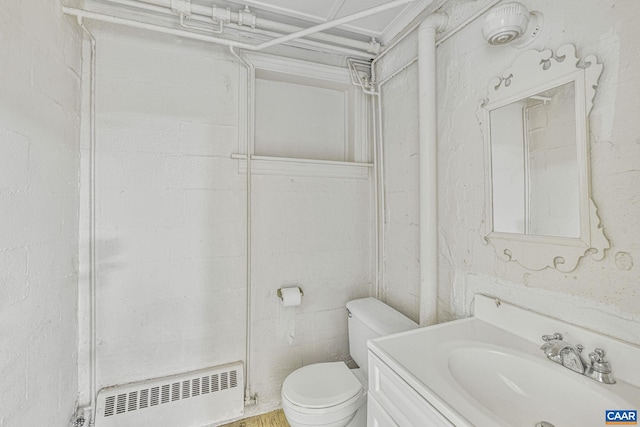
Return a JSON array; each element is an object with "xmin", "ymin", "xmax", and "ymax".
[{"xmin": 479, "ymin": 44, "xmax": 609, "ymax": 272}]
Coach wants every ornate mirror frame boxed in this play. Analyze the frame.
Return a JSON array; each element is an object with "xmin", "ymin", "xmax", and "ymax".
[{"xmin": 479, "ymin": 44, "xmax": 609, "ymax": 272}]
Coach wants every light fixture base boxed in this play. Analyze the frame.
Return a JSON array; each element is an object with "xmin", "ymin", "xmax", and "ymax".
[{"xmin": 511, "ymin": 11, "xmax": 544, "ymax": 48}]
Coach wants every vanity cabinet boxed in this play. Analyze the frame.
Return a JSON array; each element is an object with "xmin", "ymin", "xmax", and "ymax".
[
  {"xmin": 366, "ymin": 295, "xmax": 640, "ymax": 427},
  {"xmin": 367, "ymin": 352, "xmax": 453, "ymax": 427}
]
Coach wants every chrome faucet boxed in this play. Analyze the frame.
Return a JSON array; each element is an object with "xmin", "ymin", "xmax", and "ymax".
[
  {"xmin": 540, "ymin": 333, "xmax": 587, "ymax": 374},
  {"xmin": 540, "ymin": 333, "xmax": 615, "ymax": 384}
]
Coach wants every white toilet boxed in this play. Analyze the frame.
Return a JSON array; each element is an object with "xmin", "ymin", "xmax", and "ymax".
[{"xmin": 281, "ymin": 297, "xmax": 418, "ymax": 427}]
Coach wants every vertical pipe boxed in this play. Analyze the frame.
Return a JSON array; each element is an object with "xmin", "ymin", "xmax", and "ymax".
[
  {"xmin": 375, "ymin": 90, "xmax": 386, "ymax": 301},
  {"xmin": 417, "ymin": 13, "xmax": 446, "ymax": 326},
  {"xmin": 370, "ymin": 94, "xmax": 380, "ymax": 299},
  {"xmin": 229, "ymin": 46, "xmax": 255, "ymax": 405},
  {"xmin": 78, "ymin": 18, "xmax": 98, "ymax": 427},
  {"xmin": 371, "ymin": 0, "xmax": 452, "ymax": 83},
  {"xmin": 371, "ymin": 2, "xmax": 500, "ymax": 324}
]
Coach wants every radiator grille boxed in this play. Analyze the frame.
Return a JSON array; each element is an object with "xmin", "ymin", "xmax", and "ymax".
[
  {"xmin": 140, "ymin": 389, "xmax": 149, "ymax": 409},
  {"xmin": 104, "ymin": 396, "xmax": 115, "ymax": 417},
  {"xmin": 151, "ymin": 386, "xmax": 159, "ymax": 406},
  {"xmin": 116, "ymin": 394, "xmax": 126, "ymax": 415},
  {"xmin": 230, "ymin": 370, "xmax": 238, "ymax": 388},
  {"xmin": 101, "ymin": 368, "xmax": 240, "ymax": 417},
  {"xmin": 221, "ymin": 372, "xmax": 228, "ymax": 390},
  {"xmin": 128, "ymin": 391, "xmax": 137, "ymax": 412}
]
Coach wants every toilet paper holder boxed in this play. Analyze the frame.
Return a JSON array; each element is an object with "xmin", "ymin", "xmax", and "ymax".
[{"xmin": 277, "ymin": 287, "xmax": 304, "ymax": 300}]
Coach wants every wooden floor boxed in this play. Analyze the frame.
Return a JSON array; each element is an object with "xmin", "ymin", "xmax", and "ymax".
[{"xmin": 220, "ymin": 410, "xmax": 290, "ymax": 427}]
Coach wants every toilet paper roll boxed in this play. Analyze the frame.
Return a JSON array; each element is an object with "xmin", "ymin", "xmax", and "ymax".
[
  {"xmin": 279, "ymin": 287, "xmax": 302, "ymax": 307},
  {"xmin": 277, "ymin": 287, "xmax": 302, "ymax": 346}
]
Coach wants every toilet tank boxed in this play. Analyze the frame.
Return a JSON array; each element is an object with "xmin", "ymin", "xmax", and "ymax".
[{"xmin": 346, "ymin": 297, "xmax": 418, "ymax": 373}]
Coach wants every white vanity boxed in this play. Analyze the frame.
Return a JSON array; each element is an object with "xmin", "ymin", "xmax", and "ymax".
[{"xmin": 367, "ymin": 295, "xmax": 640, "ymax": 426}]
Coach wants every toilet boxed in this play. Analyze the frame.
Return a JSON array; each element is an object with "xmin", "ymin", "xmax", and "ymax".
[{"xmin": 281, "ymin": 297, "xmax": 419, "ymax": 427}]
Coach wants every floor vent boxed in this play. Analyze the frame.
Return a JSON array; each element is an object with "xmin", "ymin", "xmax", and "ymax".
[{"xmin": 95, "ymin": 362, "xmax": 244, "ymax": 427}]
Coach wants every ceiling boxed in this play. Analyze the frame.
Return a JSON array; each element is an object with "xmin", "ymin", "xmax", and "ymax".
[
  {"xmin": 193, "ymin": 0, "xmax": 433, "ymax": 43},
  {"xmin": 77, "ymin": 0, "xmax": 436, "ymax": 60}
]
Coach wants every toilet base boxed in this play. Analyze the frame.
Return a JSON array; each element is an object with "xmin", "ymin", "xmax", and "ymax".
[
  {"xmin": 344, "ymin": 400, "xmax": 366, "ymax": 427},
  {"xmin": 283, "ymin": 398, "xmax": 366, "ymax": 427}
]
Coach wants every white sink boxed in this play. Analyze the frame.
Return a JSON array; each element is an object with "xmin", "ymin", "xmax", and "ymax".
[
  {"xmin": 446, "ymin": 343, "xmax": 632, "ymax": 426},
  {"xmin": 369, "ymin": 295, "xmax": 640, "ymax": 427}
]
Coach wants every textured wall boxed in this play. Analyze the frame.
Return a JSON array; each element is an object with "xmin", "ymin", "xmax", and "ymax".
[
  {"xmin": 80, "ymin": 28, "xmax": 247, "ymax": 397},
  {"xmin": 377, "ymin": 0, "xmax": 640, "ymax": 343},
  {"xmin": 250, "ymin": 173, "xmax": 371, "ymax": 413},
  {"xmin": 0, "ymin": 1, "xmax": 82, "ymax": 426},
  {"xmin": 379, "ymin": 62, "xmax": 421, "ymax": 323},
  {"xmin": 77, "ymin": 25, "xmax": 372, "ymax": 420}
]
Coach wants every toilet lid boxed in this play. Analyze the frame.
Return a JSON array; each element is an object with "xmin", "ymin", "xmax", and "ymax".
[{"xmin": 282, "ymin": 362, "xmax": 363, "ymax": 409}]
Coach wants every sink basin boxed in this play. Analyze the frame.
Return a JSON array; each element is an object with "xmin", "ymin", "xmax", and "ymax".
[
  {"xmin": 368, "ymin": 295, "xmax": 640, "ymax": 427},
  {"xmin": 447, "ymin": 344, "xmax": 630, "ymax": 426}
]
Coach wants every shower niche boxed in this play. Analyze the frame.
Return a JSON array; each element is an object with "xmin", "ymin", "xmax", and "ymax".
[{"xmin": 234, "ymin": 52, "xmax": 371, "ymax": 179}]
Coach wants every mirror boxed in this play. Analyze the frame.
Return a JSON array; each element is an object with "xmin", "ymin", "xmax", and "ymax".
[
  {"xmin": 491, "ymin": 82, "xmax": 579, "ymax": 238},
  {"xmin": 480, "ymin": 44, "xmax": 609, "ymax": 272}
]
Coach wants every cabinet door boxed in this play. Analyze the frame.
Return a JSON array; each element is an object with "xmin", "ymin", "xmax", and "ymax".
[
  {"xmin": 368, "ymin": 353, "xmax": 454, "ymax": 426},
  {"xmin": 368, "ymin": 395, "xmax": 399, "ymax": 427}
]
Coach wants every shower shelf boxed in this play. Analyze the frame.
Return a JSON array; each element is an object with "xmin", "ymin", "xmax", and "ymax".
[{"xmin": 231, "ymin": 154, "xmax": 372, "ymax": 179}]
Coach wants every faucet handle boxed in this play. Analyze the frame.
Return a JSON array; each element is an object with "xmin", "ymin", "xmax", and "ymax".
[
  {"xmin": 592, "ymin": 348, "xmax": 606, "ymax": 361},
  {"xmin": 542, "ymin": 333, "xmax": 563, "ymax": 341},
  {"xmin": 589, "ymin": 348, "xmax": 612, "ymax": 373},
  {"xmin": 590, "ymin": 348, "xmax": 607, "ymax": 363}
]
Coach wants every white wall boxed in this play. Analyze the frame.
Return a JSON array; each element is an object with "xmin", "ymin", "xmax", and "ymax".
[
  {"xmin": 77, "ymin": 25, "xmax": 372, "ymax": 419},
  {"xmin": 254, "ymin": 79, "xmax": 347, "ymax": 161},
  {"xmin": 250, "ymin": 173, "xmax": 372, "ymax": 412},
  {"xmin": 377, "ymin": 0, "xmax": 640, "ymax": 343},
  {"xmin": 0, "ymin": 1, "xmax": 82, "ymax": 426},
  {"xmin": 79, "ymin": 28, "xmax": 247, "ymax": 398},
  {"xmin": 378, "ymin": 63, "xmax": 421, "ymax": 322}
]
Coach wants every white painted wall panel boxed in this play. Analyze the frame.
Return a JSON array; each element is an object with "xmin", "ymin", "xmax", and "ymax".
[
  {"xmin": 78, "ymin": 26, "xmax": 373, "ymax": 420},
  {"xmin": 0, "ymin": 1, "xmax": 82, "ymax": 426},
  {"xmin": 79, "ymin": 30, "xmax": 248, "ymax": 395},
  {"xmin": 255, "ymin": 79, "xmax": 347, "ymax": 161},
  {"xmin": 379, "ymin": 62, "xmax": 421, "ymax": 323},
  {"xmin": 249, "ymin": 174, "xmax": 372, "ymax": 413}
]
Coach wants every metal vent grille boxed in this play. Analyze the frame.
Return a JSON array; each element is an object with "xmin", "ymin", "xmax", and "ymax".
[
  {"xmin": 212, "ymin": 373, "xmax": 219, "ymax": 392},
  {"xmin": 151, "ymin": 386, "xmax": 159, "ymax": 406},
  {"xmin": 128, "ymin": 391, "xmax": 137, "ymax": 412},
  {"xmin": 116, "ymin": 394, "xmax": 126, "ymax": 415},
  {"xmin": 96, "ymin": 362, "xmax": 244, "ymax": 427},
  {"xmin": 104, "ymin": 396, "xmax": 115, "ymax": 417},
  {"xmin": 140, "ymin": 389, "xmax": 149, "ymax": 409},
  {"xmin": 230, "ymin": 370, "xmax": 237, "ymax": 388},
  {"xmin": 101, "ymin": 368, "xmax": 240, "ymax": 417},
  {"xmin": 221, "ymin": 372, "xmax": 228, "ymax": 390}
]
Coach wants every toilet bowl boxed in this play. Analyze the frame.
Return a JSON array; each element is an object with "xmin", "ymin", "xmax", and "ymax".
[
  {"xmin": 281, "ymin": 298, "xmax": 418, "ymax": 427},
  {"xmin": 281, "ymin": 362, "xmax": 367, "ymax": 427}
]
